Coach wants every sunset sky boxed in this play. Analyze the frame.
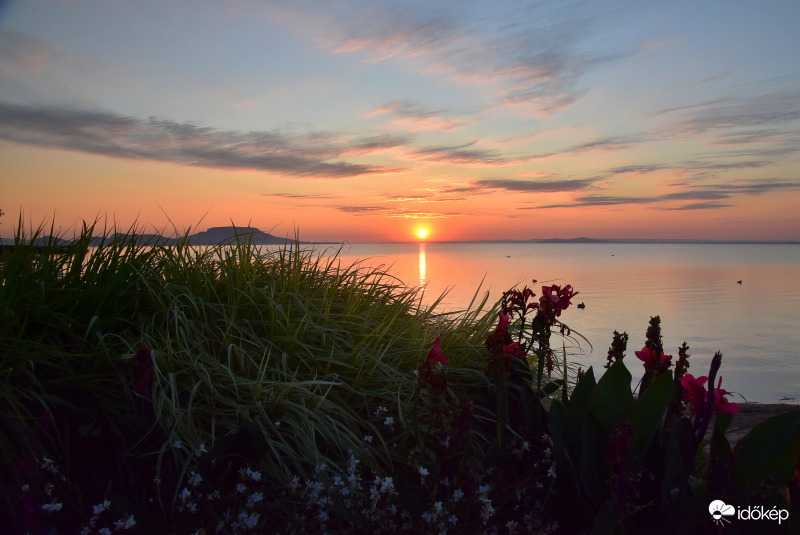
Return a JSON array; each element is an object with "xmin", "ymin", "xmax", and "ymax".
[{"xmin": 1, "ymin": 0, "xmax": 799, "ymax": 242}]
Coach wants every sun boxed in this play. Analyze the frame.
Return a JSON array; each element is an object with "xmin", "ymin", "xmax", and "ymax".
[{"xmin": 416, "ymin": 228, "xmax": 428, "ymax": 240}]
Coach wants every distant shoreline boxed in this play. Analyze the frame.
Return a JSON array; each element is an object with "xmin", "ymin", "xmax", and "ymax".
[{"xmin": 1, "ymin": 226, "xmax": 798, "ymax": 247}]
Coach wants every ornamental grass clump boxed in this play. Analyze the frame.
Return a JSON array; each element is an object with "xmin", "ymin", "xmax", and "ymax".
[{"xmin": 0, "ymin": 218, "xmax": 496, "ymax": 532}]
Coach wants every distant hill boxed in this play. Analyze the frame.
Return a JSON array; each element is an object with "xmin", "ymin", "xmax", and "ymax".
[
  {"xmin": 186, "ymin": 226, "xmax": 296, "ymax": 245},
  {"xmin": 0, "ymin": 227, "xmax": 315, "ymax": 247},
  {"xmin": 533, "ymin": 237, "xmax": 610, "ymax": 244}
]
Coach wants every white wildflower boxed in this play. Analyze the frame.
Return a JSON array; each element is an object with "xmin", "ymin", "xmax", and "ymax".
[
  {"xmin": 173, "ymin": 440, "xmax": 183, "ymax": 449},
  {"xmin": 245, "ymin": 467, "xmax": 262, "ymax": 481},
  {"xmin": 92, "ymin": 499, "xmax": 111, "ymax": 515},
  {"xmin": 418, "ymin": 466, "xmax": 429, "ymax": 479},
  {"xmin": 99, "ymin": 528, "xmax": 112, "ymax": 535},
  {"xmin": 239, "ymin": 511, "xmax": 260, "ymax": 529},
  {"xmin": 384, "ymin": 416, "xmax": 394, "ymax": 426},
  {"xmin": 114, "ymin": 515, "xmax": 136, "ymax": 530},
  {"xmin": 547, "ymin": 466, "xmax": 556, "ymax": 479},
  {"xmin": 186, "ymin": 502, "xmax": 198, "ymax": 514},
  {"xmin": 364, "ymin": 434, "xmax": 374, "ymax": 443},
  {"xmin": 179, "ymin": 487, "xmax": 191, "ymax": 501},
  {"xmin": 452, "ymin": 488, "xmax": 464, "ymax": 502},
  {"xmin": 42, "ymin": 502, "xmax": 62, "ymax": 512},
  {"xmin": 248, "ymin": 491, "xmax": 264, "ymax": 507},
  {"xmin": 481, "ymin": 502, "xmax": 495, "ymax": 522},
  {"xmin": 380, "ymin": 476, "xmax": 395, "ymax": 494},
  {"xmin": 236, "ymin": 483, "xmax": 247, "ymax": 493},
  {"xmin": 187, "ymin": 471, "xmax": 203, "ymax": 486}
]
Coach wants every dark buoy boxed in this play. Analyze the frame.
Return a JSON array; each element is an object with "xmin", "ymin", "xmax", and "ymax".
[
  {"xmin": 737, "ymin": 280, "xmax": 742, "ymax": 284},
  {"xmin": 577, "ymin": 302, "xmax": 586, "ymax": 309}
]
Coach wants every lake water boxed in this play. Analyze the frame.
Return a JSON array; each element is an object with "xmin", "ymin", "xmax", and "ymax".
[{"xmin": 324, "ymin": 242, "xmax": 800, "ymax": 404}]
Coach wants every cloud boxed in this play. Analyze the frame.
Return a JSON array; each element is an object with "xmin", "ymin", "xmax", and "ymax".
[
  {"xmin": 0, "ymin": 102, "xmax": 405, "ymax": 178},
  {"xmin": 311, "ymin": 2, "xmax": 635, "ymax": 116},
  {"xmin": 262, "ymin": 192, "xmax": 339, "ymax": 199},
  {"xmin": 475, "ymin": 178, "xmax": 595, "ymax": 192},
  {"xmin": 609, "ymin": 164, "xmax": 668, "ymax": 175},
  {"xmin": 338, "ymin": 206, "xmax": 387, "ymax": 213},
  {"xmin": 370, "ymin": 100, "xmax": 477, "ymax": 132},
  {"xmin": 664, "ymin": 202, "xmax": 734, "ymax": 210},
  {"xmin": 690, "ymin": 71, "xmax": 731, "ymax": 87},
  {"xmin": 410, "ymin": 140, "xmax": 506, "ymax": 165},
  {"xmin": 648, "ymin": 98, "xmax": 731, "ymax": 118},
  {"xmin": 526, "ymin": 179, "xmax": 800, "ymax": 209},
  {"xmin": 0, "ymin": 30, "xmax": 61, "ymax": 75},
  {"xmin": 668, "ymin": 90, "xmax": 800, "ymax": 134}
]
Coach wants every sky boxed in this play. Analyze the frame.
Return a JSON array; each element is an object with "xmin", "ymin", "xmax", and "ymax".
[{"xmin": 1, "ymin": 0, "xmax": 799, "ymax": 242}]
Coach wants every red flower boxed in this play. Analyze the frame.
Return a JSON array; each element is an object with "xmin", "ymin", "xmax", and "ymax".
[
  {"xmin": 680, "ymin": 373, "xmax": 739, "ymax": 417},
  {"xmin": 711, "ymin": 377, "xmax": 739, "ymax": 415},
  {"xmin": 495, "ymin": 312, "xmax": 511, "ymax": 334},
  {"xmin": 502, "ymin": 342, "xmax": 526, "ymax": 360},
  {"xmin": 681, "ymin": 373, "xmax": 708, "ymax": 417},
  {"xmin": 541, "ymin": 284, "xmax": 578, "ymax": 316},
  {"xmin": 426, "ymin": 337, "xmax": 449, "ymax": 366}
]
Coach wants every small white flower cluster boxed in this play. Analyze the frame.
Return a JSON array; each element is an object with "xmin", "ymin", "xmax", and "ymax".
[
  {"xmin": 478, "ymin": 484, "xmax": 495, "ymax": 525},
  {"xmin": 34, "ymin": 457, "xmax": 65, "ymax": 515},
  {"xmin": 79, "ymin": 498, "xmax": 136, "ymax": 535},
  {"xmin": 280, "ymin": 452, "xmax": 408, "ymax": 533}
]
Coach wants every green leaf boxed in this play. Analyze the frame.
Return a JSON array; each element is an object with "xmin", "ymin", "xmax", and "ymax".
[
  {"xmin": 660, "ymin": 417, "xmax": 693, "ymax": 499},
  {"xmin": 589, "ymin": 499, "xmax": 617, "ymax": 535},
  {"xmin": 579, "ymin": 413, "xmax": 609, "ymax": 505},
  {"xmin": 565, "ymin": 367, "xmax": 596, "ymax": 443},
  {"xmin": 588, "ymin": 360, "xmax": 633, "ymax": 435},
  {"xmin": 732, "ymin": 408, "xmax": 800, "ymax": 495},
  {"xmin": 630, "ymin": 371, "xmax": 673, "ymax": 459}
]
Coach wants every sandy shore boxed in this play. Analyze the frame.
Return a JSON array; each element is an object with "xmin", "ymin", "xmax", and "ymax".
[{"xmin": 725, "ymin": 402, "xmax": 800, "ymax": 443}]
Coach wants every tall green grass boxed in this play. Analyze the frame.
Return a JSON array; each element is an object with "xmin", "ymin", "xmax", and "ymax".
[{"xmin": 0, "ymin": 219, "xmax": 499, "ymax": 519}]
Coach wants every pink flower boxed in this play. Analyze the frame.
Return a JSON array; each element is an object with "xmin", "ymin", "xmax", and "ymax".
[
  {"xmin": 541, "ymin": 284, "xmax": 578, "ymax": 316},
  {"xmin": 681, "ymin": 373, "xmax": 708, "ymax": 417},
  {"xmin": 502, "ymin": 342, "xmax": 526, "ymax": 360},
  {"xmin": 426, "ymin": 337, "xmax": 449, "ymax": 366},
  {"xmin": 711, "ymin": 377, "xmax": 739, "ymax": 415},
  {"xmin": 680, "ymin": 373, "xmax": 739, "ymax": 417},
  {"xmin": 495, "ymin": 312, "xmax": 510, "ymax": 334},
  {"xmin": 635, "ymin": 347, "xmax": 672, "ymax": 370}
]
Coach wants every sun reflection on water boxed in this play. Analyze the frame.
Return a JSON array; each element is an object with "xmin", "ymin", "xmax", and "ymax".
[{"xmin": 418, "ymin": 242, "xmax": 426, "ymax": 286}]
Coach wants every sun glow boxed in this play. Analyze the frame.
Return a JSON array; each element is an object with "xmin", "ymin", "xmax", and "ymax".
[{"xmin": 416, "ymin": 228, "xmax": 428, "ymax": 240}]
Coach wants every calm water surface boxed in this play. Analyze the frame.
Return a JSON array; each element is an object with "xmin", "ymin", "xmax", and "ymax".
[{"xmin": 327, "ymin": 242, "xmax": 800, "ymax": 404}]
